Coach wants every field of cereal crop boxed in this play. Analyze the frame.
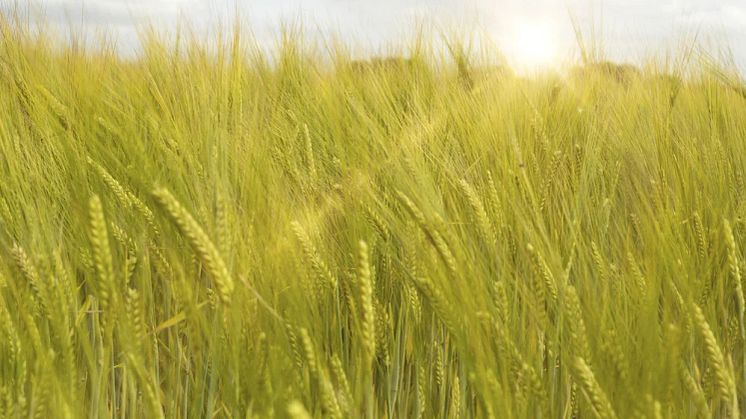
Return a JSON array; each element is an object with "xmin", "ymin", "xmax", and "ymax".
[{"xmin": 1, "ymin": 8, "xmax": 746, "ymax": 418}]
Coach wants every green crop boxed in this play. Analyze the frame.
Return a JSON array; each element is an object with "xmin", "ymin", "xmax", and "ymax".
[{"xmin": 1, "ymin": 9, "xmax": 745, "ymax": 418}]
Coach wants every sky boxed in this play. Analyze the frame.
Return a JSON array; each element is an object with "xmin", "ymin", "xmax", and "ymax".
[{"xmin": 7, "ymin": 0, "xmax": 746, "ymax": 70}]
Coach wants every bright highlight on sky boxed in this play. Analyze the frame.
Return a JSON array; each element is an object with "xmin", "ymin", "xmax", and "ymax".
[
  {"xmin": 9, "ymin": 0, "xmax": 746, "ymax": 71},
  {"xmin": 506, "ymin": 21, "xmax": 560, "ymax": 69}
]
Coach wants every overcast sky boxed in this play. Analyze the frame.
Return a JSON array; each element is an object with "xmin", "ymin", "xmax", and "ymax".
[{"xmin": 8, "ymin": 1, "xmax": 746, "ymax": 70}]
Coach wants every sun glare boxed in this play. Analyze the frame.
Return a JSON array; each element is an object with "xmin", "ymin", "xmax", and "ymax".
[{"xmin": 507, "ymin": 22, "xmax": 559, "ymax": 71}]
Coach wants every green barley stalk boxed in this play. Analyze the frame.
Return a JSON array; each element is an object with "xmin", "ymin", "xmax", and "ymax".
[
  {"xmin": 88, "ymin": 195, "xmax": 117, "ymax": 312},
  {"xmin": 10, "ymin": 244, "xmax": 51, "ymax": 318},
  {"xmin": 459, "ymin": 179, "xmax": 495, "ymax": 246},
  {"xmin": 572, "ymin": 356, "xmax": 618, "ymax": 419},
  {"xmin": 152, "ymin": 188, "xmax": 234, "ymax": 304},
  {"xmin": 678, "ymin": 361, "xmax": 711, "ymax": 418},
  {"xmin": 723, "ymin": 219, "xmax": 745, "ymax": 340},
  {"xmin": 691, "ymin": 304, "xmax": 735, "ymax": 403},
  {"xmin": 397, "ymin": 191, "xmax": 458, "ymax": 276},
  {"xmin": 290, "ymin": 221, "xmax": 338, "ymax": 293},
  {"xmin": 564, "ymin": 285, "xmax": 591, "ymax": 361},
  {"xmin": 358, "ymin": 240, "xmax": 377, "ymax": 363},
  {"xmin": 693, "ymin": 212, "xmax": 707, "ymax": 260}
]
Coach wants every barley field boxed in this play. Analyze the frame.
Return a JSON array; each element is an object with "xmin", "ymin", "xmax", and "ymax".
[{"xmin": 1, "ymin": 11, "xmax": 745, "ymax": 419}]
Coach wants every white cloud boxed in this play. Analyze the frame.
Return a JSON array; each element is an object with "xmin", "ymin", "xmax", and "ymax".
[{"xmin": 10, "ymin": 0, "xmax": 746, "ymax": 70}]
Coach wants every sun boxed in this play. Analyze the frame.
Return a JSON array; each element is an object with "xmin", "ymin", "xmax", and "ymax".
[{"xmin": 507, "ymin": 22, "xmax": 559, "ymax": 70}]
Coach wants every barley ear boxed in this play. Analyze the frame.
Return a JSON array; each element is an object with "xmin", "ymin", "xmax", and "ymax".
[
  {"xmin": 358, "ymin": 240, "xmax": 377, "ymax": 363},
  {"xmin": 691, "ymin": 303, "xmax": 735, "ymax": 403},
  {"xmin": 572, "ymin": 356, "xmax": 618, "ymax": 419},
  {"xmin": 152, "ymin": 188, "xmax": 234, "ymax": 304},
  {"xmin": 88, "ymin": 195, "xmax": 117, "ymax": 311},
  {"xmin": 724, "ymin": 219, "xmax": 745, "ymax": 340}
]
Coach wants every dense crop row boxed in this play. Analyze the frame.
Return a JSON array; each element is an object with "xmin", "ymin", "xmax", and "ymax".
[{"xmin": 1, "ymin": 13, "xmax": 745, "ymax": 418}]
